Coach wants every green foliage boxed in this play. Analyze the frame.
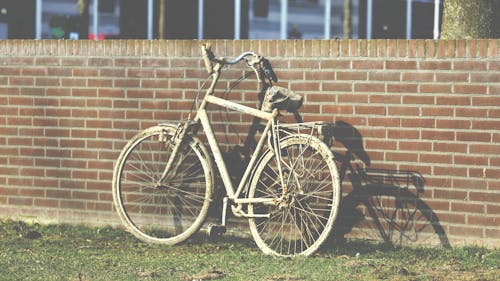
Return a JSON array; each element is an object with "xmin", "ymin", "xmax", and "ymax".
[{"xmin": 0, "ymin": 220, "xmax": 498, "ymax": 281}]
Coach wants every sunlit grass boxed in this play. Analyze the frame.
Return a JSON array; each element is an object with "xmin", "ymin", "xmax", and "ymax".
[{"xmin": 0, "ymin": 220, "xmax": 498, "ymax": 281}]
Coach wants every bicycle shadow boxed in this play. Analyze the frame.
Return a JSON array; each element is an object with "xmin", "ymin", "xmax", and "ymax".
[
  {"xmin": 223, "ymin": 116, "xmax": 451, "ymax": 249},
  {"xmin": 212, "ymin": 69, "xmax": 450, "ymax": 249},
  {"xmin": 322, "ymin": 121, "xmax": 451, "ymax": 249}
]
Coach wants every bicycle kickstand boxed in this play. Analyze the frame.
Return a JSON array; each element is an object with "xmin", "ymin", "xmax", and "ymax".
[{"xmin": 206, "ymin": 197, "xmax": 228, "ymax": 238}]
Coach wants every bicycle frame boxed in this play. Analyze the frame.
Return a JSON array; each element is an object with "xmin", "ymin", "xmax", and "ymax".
[
  {"xmin": 160, "ymin": 56, "xmax": 284, "ymax": 220},
  {"xmin": 113, "ymin": 45, "xmax": 341, "ymax": 256}
]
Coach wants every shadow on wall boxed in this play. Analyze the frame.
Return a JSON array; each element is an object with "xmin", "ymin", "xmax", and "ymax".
[
  {"xmin": 222, "ymin": 101, "xmax": 450, "ymax": 249},
  {"xmin": 323, "ymin": 121, "xmax": 451, "ymax": 248}
]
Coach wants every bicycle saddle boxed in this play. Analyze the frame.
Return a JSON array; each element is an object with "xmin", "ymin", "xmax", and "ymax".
[{"xmin": 261, "ymin": 86, "xmax": 303, "ymax": 113}]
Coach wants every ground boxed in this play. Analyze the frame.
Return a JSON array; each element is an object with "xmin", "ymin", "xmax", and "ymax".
[{"xmin": 0, "ymin": 220, "xmax": 498, "ymax": 281}]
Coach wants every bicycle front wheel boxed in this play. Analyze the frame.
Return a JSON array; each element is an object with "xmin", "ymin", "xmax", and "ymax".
[
  {"xmin": 248, "ymin": 134, "xmax": 340, "ymax": 257},
  {"xmin": 112, "ymin": 125, "xmax": 213, "ymax": 244}
]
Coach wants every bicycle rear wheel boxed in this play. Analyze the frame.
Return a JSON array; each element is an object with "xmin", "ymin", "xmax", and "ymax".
[
  {"xmin": 248, "ymin": 134, "xmax": 340, "ymax": 257},
  {"xmin": 112, "ymin": 125, "xmax": 213, "ymax": 244}
]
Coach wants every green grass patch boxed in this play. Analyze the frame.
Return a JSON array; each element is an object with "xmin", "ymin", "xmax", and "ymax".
[{"xmin": 0, "ymin": 220, "xmax": 498, "ymax": 281}]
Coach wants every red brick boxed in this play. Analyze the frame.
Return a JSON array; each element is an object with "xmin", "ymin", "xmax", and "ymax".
[
  {"xmin": 386, "ymin": 152, "xmax": 418, "ymax": 162},
  {"xmin": 142, "ymin": 80, "xmax": 169, "ymax": 89},
  {"xmin": 454, "ymin": 155, "xmax": 489, "ymax": 166},
  {"xmin": 420, "ymin": 153, "xmax": 452, "ymax": 164},
  {"xmin": 290, "ymin": 60, "xmax": 320, "ymax": 69},
  {"xmin": 436, "ymin": 96, "xmax": 471, "ymax": 106},
  {"xmin": 60, "ymin": 200, "xmax": 85, "ymax": 210},
  {"xmin": 321, "ymin": 105, "xmax": 353, "ymax": 115},
  {"xmin": 355, "ymin": 82, "xmax": 385, "ymax": 93},
  {"xmin": 46, "ymin": 149, "xmax": 71, "ymax": 158},
  {"xmin": 336, "ymin": 71, "xmax": 367, "ymax": 81},
  {"xmin": 436, "ymin": 119, "xmax": 470, "ymax": 129},
  {"xmin": 352, "ymin": 60, "xmax": 383, "ymax": 69},
  {"xmin": 388, "ymin": 106, "xmax": 419, "ymax": 116},
  {"xmin": 388, "ymin": 129, "xmax": 420, "ymax": 139},
  {"xmin": 487, "ymin": 204, "xmax": 500, "ymax": 215},
  {"xmin": 451, "ymin": 202, "xmax": 485, "ymax": 214},
  {"xmin": 61, "ymin": 78, "xmax": 86, "ymax": 87},
  {"xmin": 420, "ymin": 84, "xmax": 452, "ymax": 93},
  {"xmin": 34, "ymin": 198, "xmax": 59, "ymax": 208},
  {"xmin": 470, "ymin": 191, "xmax": 500, "ymax": 203},
  {"xmin": 290, "ymin": 82, "xmax": 320, "ymax": 91},
  {"xmin": 71, "ymin": 129, "xmax": 96, "ymax": 139},
  {"xmin": 370, "ymin": 94, "xmax": 401, "ymax": 104},
  {"xmin": 401, "ymin": 118, "xmax": 435, "ymax": 128},
  {"xmin": 456, "ymin": 108, "xmax": 488, "ymax": 118},
  {"xmin": 114, "ymin": 79, "xmax": 140, "ymax": 88},
  {"xmin": 471, "ymin": 73, "xmax": 500, "ymax": 83},
  {"xmin": 485, "ymin": 229, "xmax": 500, "ymax": 239},
  {"xmin": 456, "ymin": 132, "xmax": 491, "ymax": 142},
  {"xmin": 469, "ymin": 144, "xmax": 500, "ymax": 155},
  {"xmin": 421, "ymin": 107, "xmax": 453, "ymax": 117},
  {"xmin": 419, "ymin": 61, "xmax": 451, "ymax": 70},
  {"xmin": 387, "ymin": 83, "xmax": 418, "ymax": 93},
  {"xmin": 433, "ymin": 142, "xmax": 467, "ymax": 153},
  {"xmin": 453, "ymin": 61, "xmax": 487, "ymax": 71},
  {"xmin": 320, "ymin": 60, "xmax": 350, "ymax": 69},
  {"xmin": 435, "ymin": 73, "xmax": 468, "ymax": 82},
  {"xmin": 434, "ymin": 166, "xmax": 468, "ymax": 177},
  {"xmin": 364, "ymin": 139, "xmax": 397, "ymax": 150},
  {"xmin": 368, "ymin": 71, "xmax": 400, "ymax": 81},
  {"xmin": 386, "ymin": 60, "xmax": 417, "ymax": 69},
  {"xmin": 8, "ymin": 197, "xmax": 33, "ymax": 206},
  {"xmin": 424, "ymin": 199, "xmax": 450, "ymax": 212},
  {"xmin": 355, "ymin": 105, "xmax": 385, "ymax": 115},
  {"xmin": 125, "ymin": 111, "xmax": 153, "ymax": 120},
  {"xmin": 86, "ymin": 202, "xmax": 112, "ymax": 211},
  {"xmin": 454, "ymin": 84, "xmax": 488, "ymax": 94},
  {"xmin": 449, "ymin": 226, "xmax": 483, "ymax": 238},
  {"xmin": 472, "ymin": 96, "xmax": 500, "ymax": 106},
  {"xmin": 367, "ymin": 117, "xmax": 400, "ymax": 127},
  {"xmin": 114, "ymin": 100, "xmax": 139, "ymax": 109},
  {"xmin": 402, "ymin": 72, "xmax": 434, "ymax": 82},
  {"xmin": 86, "ymin": 120, "xmax": 112, "ymax": 129},
  {"xmin": 35, "ymin": 158, "xmax": 60, "ymax": 168}
]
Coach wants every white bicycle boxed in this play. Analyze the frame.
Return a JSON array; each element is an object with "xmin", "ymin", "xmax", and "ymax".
[{"xmin": 112, "ymin": 44, "xmax": 341, "ymax": 257}]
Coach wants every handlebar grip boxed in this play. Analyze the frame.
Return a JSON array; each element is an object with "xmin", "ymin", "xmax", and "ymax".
[{"xmin": 201, "ymin": 44, "xmax": 213, "ymax": 74}]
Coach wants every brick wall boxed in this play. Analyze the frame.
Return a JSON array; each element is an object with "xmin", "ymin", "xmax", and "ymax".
[{"xmin": 0, "ymin": 39, "xmax": 498, "ymax": 247}]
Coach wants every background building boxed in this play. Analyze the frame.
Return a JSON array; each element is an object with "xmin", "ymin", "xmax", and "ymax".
[{"xmin": 0, "ymin": 0, "xmax": 442, "ymax": 40}]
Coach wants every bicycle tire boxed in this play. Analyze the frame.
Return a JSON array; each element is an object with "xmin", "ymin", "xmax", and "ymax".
[
  {"xmin": 248, "ymin": 134, "xmax": 341, "ymax": 257},
  {"xmin": 112, "ymin": 125, "xmax": 213, "ymax": 244}
]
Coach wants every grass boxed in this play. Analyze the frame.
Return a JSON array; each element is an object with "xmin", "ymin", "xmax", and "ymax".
[{"xmin": 0, "ymin": 220, "xmax": 498, "ymax": 281}]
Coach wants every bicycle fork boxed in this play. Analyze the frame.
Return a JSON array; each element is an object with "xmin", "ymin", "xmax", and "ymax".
[{"xmin": 157, "ymin": 122, "xmax": 191, "ymax": 186}]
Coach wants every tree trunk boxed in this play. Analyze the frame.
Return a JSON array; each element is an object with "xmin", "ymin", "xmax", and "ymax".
[
  {"xmin": 441, "ymin": 0, "xmax": 499, "ymax": 39},
  {"xmin": 343, "ymin": 0, "xmax": 351, "ymax": 39}
]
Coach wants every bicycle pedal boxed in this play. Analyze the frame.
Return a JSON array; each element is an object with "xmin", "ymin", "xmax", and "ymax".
[{"xmin": 206, "ymin": 223, "xmax": 226, "ymax": 238}]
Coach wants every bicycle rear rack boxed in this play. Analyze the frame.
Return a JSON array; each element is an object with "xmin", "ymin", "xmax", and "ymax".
[{"xmin": 275, "ymin": 121, "xmax": 328, "ymax": 140}]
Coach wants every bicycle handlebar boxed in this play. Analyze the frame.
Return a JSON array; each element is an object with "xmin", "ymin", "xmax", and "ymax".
[
  {"xmin": 201, "ymin": 44, "xmax": 257, "ymax": 74},
  {"xmin": 226, "ymin": 51, "xmax": 257, "ymax": 64}
]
